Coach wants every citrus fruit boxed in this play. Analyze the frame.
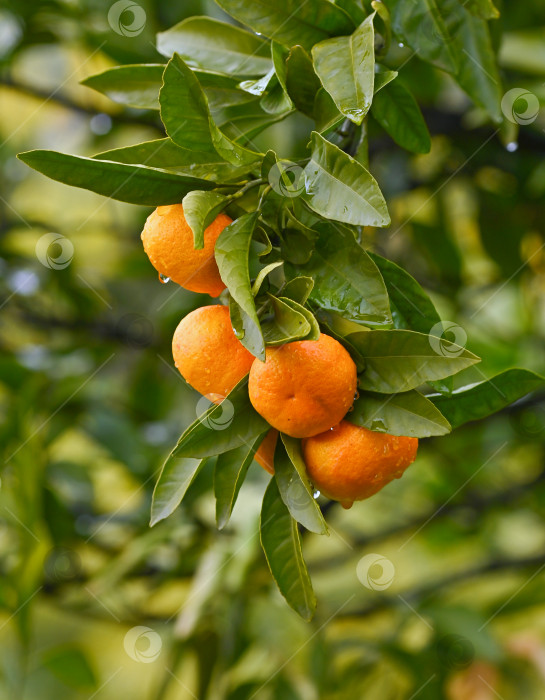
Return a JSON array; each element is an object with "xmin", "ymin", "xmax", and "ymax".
[
  {"xmin": 172, "ymin": 305, "xmax": 254, "ymax": 398},
  {"xmin": 141, "ymin": 204, "xmax": 229, "ymax": 296},
  {"xmin": 248, "ymin": 334, "xmax": 357, "ymax": 438},
  {"xmin": 254, "ymin": 430, "xmax": 278, "ymax": 474},
  {"xmin": 302, "ymin": 420, "xmax": 418, "ymax": 508}
]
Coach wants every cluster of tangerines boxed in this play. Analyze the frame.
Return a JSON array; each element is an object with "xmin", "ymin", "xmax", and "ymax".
[{"xmin": 141, "ymin": 204, "xmax": 418, "ymax": 509}]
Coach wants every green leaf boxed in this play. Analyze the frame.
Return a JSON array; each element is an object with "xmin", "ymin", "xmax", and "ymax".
[
  {"xmin": 215, "ymin": 0, "xmax": 355, "ymax": 52},
  {"xmin": 157, "ymin": 16, "xmax": 272, "ymax": 76},
  {"xmin": 150, "ymin": 456, "xmax": 205, "ymax": 526},
  {"xmin": 456, "ymin": 0, "xmax": 499, "ymax": 20},
  {"xmin": 261, "ymin": 295, "xmax": 312, "ymax": 345},
  {"xmin": 260, "ymin": 478, "xmax": 316, "ymax": 620},
  {"xmin": 441, "ymin": 0, "xmax": 502, "ymax": 122},
  {"xmin": 252, "ymin": 261, "xmax": 284, "ymax": 297},
  {"xmin": 172, "ymin": 378, "xmax": 269, "ymax": 458},
  {"xmin": 287, "ymin": 222, "xmax": 392, "ymax": 328},
  {"xmin": 303, "ymin": 132, "xmax": 390, "ymax": 227},
  {"xmin": 215, "ymin": 432, "xmax": 268, "ymax": 529},
  {"xmin": 312, "ymin": 14, "xmax": 375, "ymax": 125},
  {"xmin": 275, "ymin": 436, "xmax": 328, "ymax": 534},
  {"xmin": 335, "ymin": 0, "xmax": 368, "ymax": 24},
  {"xmin": 285, "ymin": 46, "xmax": 322, "ymax": 118},
  {"xmin": 239, "ymin": 68, "xmax": 276, "ymax": 96},
  {"xmin": 81, "ymin": 64, "xmax": 164, "ymax": 109},
  {"xmin": 270, "ymin": 41, "xmax": 293, "ymax": 111},
  {"xmin": 281, "ymin": 277, "xmax": 314, "ymax": 305},
  {"xmin": 17, "ymin": 150, "xmax": 214, "ymax": 205},
  {"xmin": 281, "ymin": 298, "xmax": 321, "ymax": 340},
  {"xmin": 215, "ymin": 213, "xmax": 265, "ymax": 360},
  {"xmin": 368, "ymin": 252, "xmax": 440, "ymax": 334},
  {"xmin": 429, "ymin": 369, "xmax": 545, "ymax": 429},
  {"xmin": 229, "ymin": 297, "xmax": 267, "ymax": 360},
  {"xmin": 349, "ymin": 329, "xmax": 480, "ymax": 393},
  {"xmin": 349, "ymin": 390, "xmax": 451, "ymax": 437},
  {"xmin": 94, "ymin": 138, "xmax": 226, "ymax": 169},
  {"xmin": 160, "ymin": 54, "xmax": 260, "ymax": 167},
  {"xmin": 182, "ymin": 191, "xmax": 229, "ymax": 249},
  {"xmin": 385, "ymin": 0, "xmax": 458, "ymax": 73},
  {"xmin": 374, "ymin": 66, "xmax": 398, "ymax": 93},
  {"xmin": 371, "ymin": 80, "xmax": 431, "ymax": 153},
  {"xmin": 280, "ymin": 228, "xmax": 315, "ymax": 264}
]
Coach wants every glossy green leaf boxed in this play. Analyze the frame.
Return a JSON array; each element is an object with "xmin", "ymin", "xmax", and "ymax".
[
  {"xmin": 275, "ymin": 436, "xmax": 328, "ymax": 534},
  {"xmin": 229, "ymin": 297, "xmax": 267, "ymax": 360},
  {"xmin": 81, "ymin": 64, "xmax": 164, "ymax": 109},
  {"xmin": 215, "ymin": 432, "xmax": 268, "ymax": 529},
  {"xmin": 215, "ymin": 0, "xmax": 355, "ymax": 52},
  {"xmin": 171, "ymin": 378, "xmax": 268, "ymax": 459},
  {"xmin": 312, "ymin": 14, "xmax": 375, "ymax": 125},
  {"xmin": 457, "ymin": 0, "xmax": 499, "ymax": 20},
  {"xmin": 215, "ymin": 213, "xmax": 265, "ymax": 360},
  {"xmin": 349, "ymin": 390, "xmax": 451, "ymax": 437},
  {"xmin": 281, "ymin": 277, "xmax": 314, "ymax": 305},
  {"xmin": 303, "ymin": 132, "xmax": 390, "ymax": 227},
  {"xmin": 182, "ymin": 191, "xmax": 229, "ymax": 249},
  {"xmin": 261, "ymin": 295, "xmax": 312, "ymax": 345},
  {"xmin": 252, "ymin": 261, "xmax": 284, "ymax": 297},
  {"xmin": 260, "ymin": 478, "xmax": 316, "ymax": 621},
  {"xmin": 374, "ymin": 66, "xmax": 398, "ymax": 93},
  {"xmin": 335, "ymin": 0, "xmax": 367, "ymax": 24},
  {"xmin": 371, "ymin": 80, "xmax": 431, "ymax": 153},
  {"xmin": 269, "ymin": 41, "xmax": 293, "ymax": 112},
  {"xmin": 150, "ymin": 456, "xmax": 205, "ymax": 526},
  {"xmin": 385, "ymin": 0, "xmax": 458, "ymax": 73},
  {"xmin": 287, "ymin": 222, "xmax": 392, "ymax": 327},
  {"xmin": 285, "ymin": 46, "xmax": 322, "ymax": 118},
  {"xmin": 280, "ymin": 298, "xmax": 321, "ymax": 340},
  {"xmin": 429, "ymin": 369, "xmax": 545, "ymax": 429},
  {"xmin": 441, "ymin": 0, "xmax": 502, "ymax": 121},
  {"xmin": 160, "ymin": 54, "xmax": 260, "ymax": 167},
  {"xmin": 95, "ymin": 138, "xmax": 226, "ymax": 169},
  {"xmin": 349, "ymin": 329, "xmax": 480, "ymax": 393},
  {"xmin": 157, "ymin": 16, "xmax": 272, "ymax": 76},
  {"xmin": 368, "ymin": 252, "xmax": 440, "ymax": 334},
  {"xmin": 17, "ymin": 150, "xmax": 214, "ymax": 205},
  {"xmin": 239, "ymin": 68, "xmax": 276, "ymax": 96},
  {"xmin": 280, "ymin": 229, "xmax": 315, "ymax": 265}
]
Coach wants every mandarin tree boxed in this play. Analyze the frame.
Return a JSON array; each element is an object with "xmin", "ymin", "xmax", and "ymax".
[{"xmin": 17, "ymin": 0, "xmax": 545, "ymax": 623}]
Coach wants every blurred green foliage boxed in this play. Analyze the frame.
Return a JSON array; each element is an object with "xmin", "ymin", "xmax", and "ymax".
[{"xmin": 1, "ymin": 0, "xmax": 545, "ymax": 698}]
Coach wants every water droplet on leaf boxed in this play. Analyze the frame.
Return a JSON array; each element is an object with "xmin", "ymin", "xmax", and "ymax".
[{"xmin": 159, "ymin": 273, "xmax": 170, "ymax": 284}]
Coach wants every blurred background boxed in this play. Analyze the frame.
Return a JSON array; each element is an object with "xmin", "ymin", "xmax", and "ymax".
[{"xmin": 1, "ymin": 0, "xmax": 545, "ymax": 698}]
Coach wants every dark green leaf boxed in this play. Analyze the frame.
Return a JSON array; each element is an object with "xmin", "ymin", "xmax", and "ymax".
[
  {"xmin": 371, "ymin": 80, "xmax": 431, "ymax": 153},
  {"xmin": 160, "ymin": 54, "xmax": 260, "ymax": 167},
  {"xmin": 150, "ymin": 456, "xmax": 205, "ymax": 526},
  {"xmin": 280, "ymin": 298, "xmax": 321, "ymax": 340},
  {"xmin": 287, "ymin": 222, "xmax": 392, "ymax": 327},
  {"xmin": 303, "ymin": 132, "xmax": 390, "ymax": 227},
  {"xmin": 374, "ymin": 66, "xmax": 398, "ymax": 93},
  {"xmin": 81, "ymin": 64, "xmax": 164, "ymax": 109},
  {"xmin": 215, "ymin": 432, "xmax": 268, "ymax": 529},
  {"xmin": 386, "ymin": 0, "xmax": 458, "ymax": 72},
  {"xmin": 252, "ymin": 261, "xmax": 284, "ymax": 297},
  {"xmin": 349, "ymin": 390, "xmax": 451, "ymax": 437},
  {"xmin": 157, "ymin": 16, "xmax": 272, "ymax": 76},
  {"xmin": 368, "ymin": 252, "xmax": 440, "ymax": 334},
  {"xmin": 182, "ymin": 191, "xmax": 229, "ymax": 249},
  {"xmin": 261, "ymin": 295, "xmax": 312, "ymax": 345},
  {"xmin": 285, "ymin": 46, "xmax": 322, "ymax": 118},
  {"xmin": 269, "ymin": 41, "xmax": 293, "ymax": 112},
  {"xmin": 280, "ymin": 229, "xmax": 315, "ymax": 264},
  {"xmin": 172, "ymin": 378, "xmax": 268, "ymax": 458},
  {"xmin": 229, "ymin": 297, "xmax": 267, "ymax": 360},
  {"xmin": 260, "ymin": 478, "xmax": 316, "ymax": 620},
  {"xmin": 441, "ymin": 0, "xmax": 502, "ymax": 121},
  {"xmin": 312, "ymin": 14, "xmax": 375, "ymax": 124},
  {"xmin": 215, "ymin": 0, "xmax": 355, "ymax": 52},
  {"xmin": 275, "ymin": 436, "xmax": 328, "ymax": 534},
  {"xmin": 17, "ymin": 150, "xmax": 214, "ymax": 205},
  {"xmin": 349, "ymin": 329, "xmax": 480, "ymax": 393},
  {"xmin": 95, "ymin": 138, "xmax": 225, "ymax": 169},
  {"xmin": 429, "ymin": 369, "xmax": 545, "ymax": 429},
  {"xmin": 215, "ymin": 213, "xmax": 265, "ymax": 360}
]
